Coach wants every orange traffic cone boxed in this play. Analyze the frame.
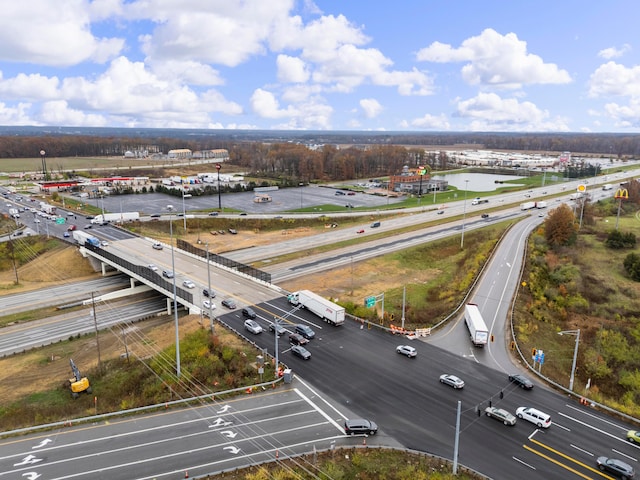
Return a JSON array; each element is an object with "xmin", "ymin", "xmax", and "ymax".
[{"xmin": 184, "ymin": 471, "xmax": 189, "ymax": 478}]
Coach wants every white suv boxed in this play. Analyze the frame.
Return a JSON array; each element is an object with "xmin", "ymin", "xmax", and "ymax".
[{"xmin": 516, "ymin": 407, "xmax": 551, "ymax": 428}]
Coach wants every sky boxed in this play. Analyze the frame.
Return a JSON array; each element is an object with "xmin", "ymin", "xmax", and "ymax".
[{"xmin": 0, "ymin": 1, "xmax": 639, "ymax": 133}]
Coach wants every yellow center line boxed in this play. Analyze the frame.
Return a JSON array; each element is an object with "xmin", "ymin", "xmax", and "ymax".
[{"xmin": 524, "ymin": 438, "xmax": 616, "ymax": 480}]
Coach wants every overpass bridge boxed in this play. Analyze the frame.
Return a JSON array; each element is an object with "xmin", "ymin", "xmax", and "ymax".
[{"xmin": 77, "ymin": 236, "xmax": 282, "ymax": 316}]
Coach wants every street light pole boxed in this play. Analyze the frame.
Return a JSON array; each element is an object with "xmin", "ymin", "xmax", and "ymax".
[
  {"xmin": 461, "ymin": 179, "xmax": 469, "ymax": 249},
  {"xmin": 40, "ymin": 149, "xmax": 47, "ymax": 180},
  {"xmin": 206, "ymin": 242, "xmax": 214, "ymax": 334},
  {"xmin": 168, "ymin": 205, "xmax": 181, "ymax": 378},
  {"xmin": 558, "ymin": 329, "xmax": 580, "ymax": 391},
  {"xmin": 181, "ymin": 190, "xmax": 187, "ymax": 232}
]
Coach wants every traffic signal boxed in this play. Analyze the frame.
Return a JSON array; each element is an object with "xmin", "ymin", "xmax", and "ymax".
[{"xmin": 532, "ymin": 347, "xmax": 537, "ymax": 357}]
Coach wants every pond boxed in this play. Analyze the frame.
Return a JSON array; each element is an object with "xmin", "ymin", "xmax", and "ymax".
[{"xmin": 431, "ymin": 172, "xmax": 526, "ymax": 192}]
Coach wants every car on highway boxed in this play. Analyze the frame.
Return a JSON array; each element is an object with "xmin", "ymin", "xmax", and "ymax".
[
  {"xmin": 289, "ymin": 333, "xmax": 309, "ymax": 346},
  {"xmin": 396, "ymin": 345, "xmax": 417, "ymax": 357},
  {"xmin": 295, "ymin": 324, "xmax": 315, "ymax": 340},
  {"xmin": 85, "ymin": 215, "xmax": 95, "ymax": 220},
  {"xmin": 439, "ymin": 374, "xmax": 465, "ymax": 389},
  {"xmin": 437, "ymin": 210, "xmax": 444, "ymax": 215},
  {"xmin": 67, "ymin": 225, "xmax": 77, "ymax": 231},
  {"xmin": 162, "ymin": 270, "xmax": 174, "ymax": 279},
  {"xmin": 152, "ymin": 242, "xmax": 163, "ymax": 250},
  {"xmin": 83, "ymin": 224, "xmax": 92, "ymax": 229},
  {"xmin": 147, "ymin": 264, "xmax": 158, "ymax": 271},
  {"xmin": 202, "ymin": 288, "xmax": 216, "ymax": 298},
  {"xmin": 208, "ymin": 212, "xmax": 219, "ymax": 216},
  {"xmin": 484, "ymin": 407, "xmax": 516, "ymax": 426},
  {"xmin": 347, "ymin": 191, "xmax": 356, "ymax": 195},
  {"xmin": 344, "ymin": 419, "xmax": 378, "ymax": 435},
  {"xmin": 101, "ymin": 240, "xmax": 109, "ymax": 247},
  {"xmin": 481, "ymin": 213, "xmax": 489, "ymax": 219},
  {"xmin": 596, "ymin": 456, "xmax": 635, "ymax": 479},
  {"xmin": 515, "ymin": 406, "xmax": 551, "ymax": 428},
  {"xmin": 150, "ymin": 213, "xmax": 161, "ymax": 218},
  {"xmin": 202, "ymin": 300, "xmax": 216, "ymax": 310},
  {"xmin": 627, "ymin": 430, "xmax": 640, "ymax": 443},
  {"xmin": 291, "ymin": 344, "xmax": 311, "ymax": 360},
  {"xmin": 244, "ymin": 319, "xmax": 262, "ymax": 334},
  {"xmin": 356, "ymin": 229, "xmax": 365, "ymax": 234},
  {"xmin": 63, "ymin": 231, "xmax": 70, "ymax": 237},
  {"xmin": 268, "ymin": 323, "xmax": 286, "ymax": 336},
  {"xmin": 182, "ymin": 280, "xmax": 196, "ymax": 289},
  {"xmin": 242, "ymin": 307, "xmax": 257, "ymax": 319},
  {"xmin": 221, "ymin": 298, "xmax": 237, "ymax": 309},
  {"xmin": 508, "ymin": 373, "xmax": 534, "ymax": 390}
]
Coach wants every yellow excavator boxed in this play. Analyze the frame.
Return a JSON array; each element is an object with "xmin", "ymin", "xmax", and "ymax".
[{"xmin": 68, "ymin": 358, "xmax": 92, "ymax": 399}]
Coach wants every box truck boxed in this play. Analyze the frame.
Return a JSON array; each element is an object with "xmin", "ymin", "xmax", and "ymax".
[
  {"xmin": 535, "ymin": 201, "xmax": 547, "ymax": 209},
  {"xmin": 91, "ymin": 212, "xmax": 140, "ymax": 224},
  {"xmin": 287, "ymin": 290, "xmax": 345, "ymax": 326},
  {"xmin": 72, "ymin": 230, "xmax": 100, "ymax": 247},
  {"xmin": 464, "ymin": 303, "xmax": 489, "ymax": 347},
  {"xmin": 520, "ymin": 201, "xmax": 536, "ymax": 211}
]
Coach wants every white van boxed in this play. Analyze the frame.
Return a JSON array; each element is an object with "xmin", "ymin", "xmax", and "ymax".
[{"xmin": 516, "ymin": 407, "xmax": 551, "ymax": 428}]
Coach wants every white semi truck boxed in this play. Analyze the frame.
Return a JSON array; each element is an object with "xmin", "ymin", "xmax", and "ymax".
[
  {"xmin": 91, "ymin": 212, "xmax": 140, "ymax": 224},
  {"xmin": 287, "ymin": 290, "xmax": 345, "ymax": 326},
  {"xmin": 464, "ymin": 303, "xmax": 489, "ymax": 347},
  {"xmin": 520, "ymin": 201, "xmax": 536, "ymax": 211},
  {"xmin": 72, "ymin": 230, "xmax": 100, "ymax": 247}
]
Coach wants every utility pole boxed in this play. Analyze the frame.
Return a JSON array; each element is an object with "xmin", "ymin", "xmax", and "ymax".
[
  {"xmin": 206, "ymin": 242, "xmax": 215, "ymax": 333},
  {"xmin": 91, "ymin": 292, "xmax": 102, "ymax": 373}
]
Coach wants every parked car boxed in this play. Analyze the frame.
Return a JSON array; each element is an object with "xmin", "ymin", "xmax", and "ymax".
[
  {"xmin": 396, "ymin": 345, "xmax": 417, "ymax": 357},
  {"xmin": 596, "ymin": 456, "xmax": 635, "ymax": 479},
  {"xmin": 291, "ymin": 344, "xmax": 311, "ymax": 360},
  {"xmin": 289, "ymin": 333, "xmax": 309, "ymax": 346},
  {"xmin": 244, "ymin": 319, "xmax": 262, "ymax": 334},
  {"xmin": 228, "ymin": 228, "xmax": 237, "ymax": 234},
  {"xmin": 439, "ymin": 374, "xmax": 465, "ymax": 389},
  {"xmin": 202, "ymin": 288, "xmax": 216, "ymax": 298},
  {"xmin": 242, "ymin": 307, "xmax": 257, "ymax": 319},
  {"xmin": 484, "ymin": 407, "xmax": 516, "ymax": 426},
  {"xmin": 344, "ymin": 419, "xmax": 378, "ymax": 435},
  {"xmin": 268, "ymin": 323, "xmax": 286, "ymax": 336},
  {"xmin": 515, "ymin": 407, "xmax": 551, "ymax": 428},
  {"xmin": 509, "ymin": 374, "xmax": 534, "ymax": 390},
  {"xmin": 152, "ymin": 242, "xmax": 163, "ymax": 250},
  {"xmin": 295, "ymin": 324, "xmax": 315, "ymax": 340},
  {"xmin": 162, "ymin": 270, "xmax": 174, "ymax": 279},
  {"xmin": 221, "ymin": 298, "xmax": 237, "ymax": 309},
  {"xmin": 182, "ymin": 280, "xmax": 195, "ymax": 289},
  {"xmin": 202, "ymin": 300, "xmax": 216, "ymax": 310}
]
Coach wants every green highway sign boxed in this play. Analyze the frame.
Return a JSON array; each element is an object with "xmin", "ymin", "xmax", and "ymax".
[
  {"xmin": 55, "ymin": 217, "xmax": 65, "ymax": 224},
  {"xmin": 364, "ymin": 296, "xmax": 376, "ymax": 308}
]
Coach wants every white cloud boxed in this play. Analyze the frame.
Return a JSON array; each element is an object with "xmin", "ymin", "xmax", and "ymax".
[
  {"xmin": 0, "ymin": 102, "xmax": 36, "ymax": 125},
  {"xmin": 277, "ymin": 55, "xmax": 310, "ymax": 83},
  {"xmin": 454, "ymin": 92, "xmax": 569, "ymax": 131},
  {"xmin": 402, "ymin": 113, "xmax": 450, "ymax": 130},
  {"xmin": 416, "ymin": 28, "xmax": 571, "ymax": 89},
  {"xmin": 588, "ymin": 62, "xmax": 640, "ymax": 98},
  {"xmin": 250, "ymin": 88, "xmax": 296, "ymax": 119},
  {"xmin": 0, "ymin": 1, "xmax": 124, "ymax": 66},
  {"xmin": 250, "ymin": 88, "xmax": 332, "ymax": 129},
  {"xmin": 598, "ymin": 44, "xmax": 631, "ymax": 60},
  {"xmin": 40, "ymin": 100, "xmax": 107, "ymax": 126},
  {"xmin": 359, "ymin": 98, "xmax": 383, "ymax": 118},
  {"xmin": 0, "ymin": 73, "xmax": 60, "ymax": 101},
  {"xmin": 602, "ymin": 99, "xmax": 640, "ymax": 128}
]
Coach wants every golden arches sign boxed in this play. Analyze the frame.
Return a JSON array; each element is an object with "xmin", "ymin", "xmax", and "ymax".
[{"xmin": 615, "ymin": 188, "xmax": 628, "ymax": 200}]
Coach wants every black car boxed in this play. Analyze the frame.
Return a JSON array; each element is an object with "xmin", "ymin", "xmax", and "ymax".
[
  {"xmin": 481, "ymin": 213, "xmax": 489, "ymax": 219},
  {"xmin": 202, "ymin": 288, "xmax": 216, "ymax": 298},
  {"xmin": 83, "ymin": 224, "xmax": 92, "ymax": 229},
  {"xmin": 596, "ymin": 456, "xmax": 635, "ymax": 479},
  {"xmin": 291, "ymin": 344, "xmax": 311, "ymax": 360},
  {"xmin": 150, "ymin": 213, "xmax": 161, "ymax": 218},
  {"xmin": 289, "ymin": 333, "xmax": 309, "ymax": 346},
  {"xmin": 221, "ymin": 298, "xmax": 237, "ymax": 309},
  {"xmin": 242, "ymin": 307, "xmax": 257, "ymax": 319},
  {"xmin": 508, "ymin": 373, "xmax": 534, "ymax": 390}
]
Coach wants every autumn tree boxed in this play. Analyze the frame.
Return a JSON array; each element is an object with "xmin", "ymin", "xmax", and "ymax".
[{"xmin": 544, "ymin": 204, "xmax": 578, "ymax": 247}]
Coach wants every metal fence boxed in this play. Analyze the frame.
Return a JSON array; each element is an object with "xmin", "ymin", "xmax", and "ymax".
[
  {"xmin": 177, "ymin": 239, "xmax": 271, "ymax": 283},
  {"xmin": 85, "ymin": 244, "xmax": 193, "ymax": 303}
]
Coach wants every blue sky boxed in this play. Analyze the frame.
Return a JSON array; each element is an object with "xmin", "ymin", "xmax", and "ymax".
[{"xmin": 0, "ymin": 0, "xmax": 638, "ymax": 132}]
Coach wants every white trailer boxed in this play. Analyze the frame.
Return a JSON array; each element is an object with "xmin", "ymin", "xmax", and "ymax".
[
  {"xmin": 72, "ymin": 230, "xmax": 100, "ymax": 247},
  {"xmin": 535, "ymin": 201, "xmax": 547, "ymax": 209},
  {"xmin": 41, "ymin": 204, "xmax": 56, "ymax": 214},
  {"xmin": 520, "ymin": 201, "xmax": 536, "ymax": 211},
  {"xmin": 91, "ymin": 212, "xmax": 140, "ymax": 224},
  {"xmin": 464, "ymin": 303, "xmax": 489, "ymax": 347},
  {"xmin": 287, "ymin": 290, "xmax": 345, "ymax": 326}
]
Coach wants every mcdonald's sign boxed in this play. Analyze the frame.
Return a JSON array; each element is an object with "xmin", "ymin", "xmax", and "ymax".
[{"xmin": 615, "ymin": 188, "xmax": 629, "ymax": 200}]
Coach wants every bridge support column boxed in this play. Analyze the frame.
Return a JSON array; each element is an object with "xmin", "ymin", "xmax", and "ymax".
[
  {"xmin": 166, "ymin": 297, "xmax": 173, "ymax": 315},
  {"xmin": 130, "ymin": 277, "xmax": 136, "ymax": 288}
]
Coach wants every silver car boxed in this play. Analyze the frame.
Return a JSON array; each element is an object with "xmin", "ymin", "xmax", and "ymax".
[
  {"xmin": 484, "ymin": 407, "xmax": 516, "ymax": 426},
  {"xmin": 396, "ymin": 345, "xmax": 417, "ymax": 357},
  {"xmin": 244, "ymin": 319, "xmax": 263, "ymax": 334},
  {"xmin": 439, "ymin": 374, "xmax": 465, "ymax": 389}
]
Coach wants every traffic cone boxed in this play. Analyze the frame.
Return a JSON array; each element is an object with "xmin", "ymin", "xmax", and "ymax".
[
  {"xmin": 184, "ymin": 471, "xmax": 189, "ymax": 478},
  {"xmin": 276, "ymin": 449, "xmax": 279, "ymax": 459},
  {"xmin": 363, "ymin": 436, "xmax": 367, "ymax": 446}
]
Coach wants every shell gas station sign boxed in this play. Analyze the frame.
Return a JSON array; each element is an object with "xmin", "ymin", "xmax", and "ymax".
[{"xmin": 576, "ymin": 184, "xmax": 587, "ymax": 193}]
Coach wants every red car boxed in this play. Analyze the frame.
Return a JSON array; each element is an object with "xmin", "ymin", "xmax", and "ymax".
[
  {"xmin": 356, "ymin": 229, "xmax": 365, "ymax": 234},
  {"xmin": 67, "ymin": 225, "xmax": 77, "ymax": 231}
]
